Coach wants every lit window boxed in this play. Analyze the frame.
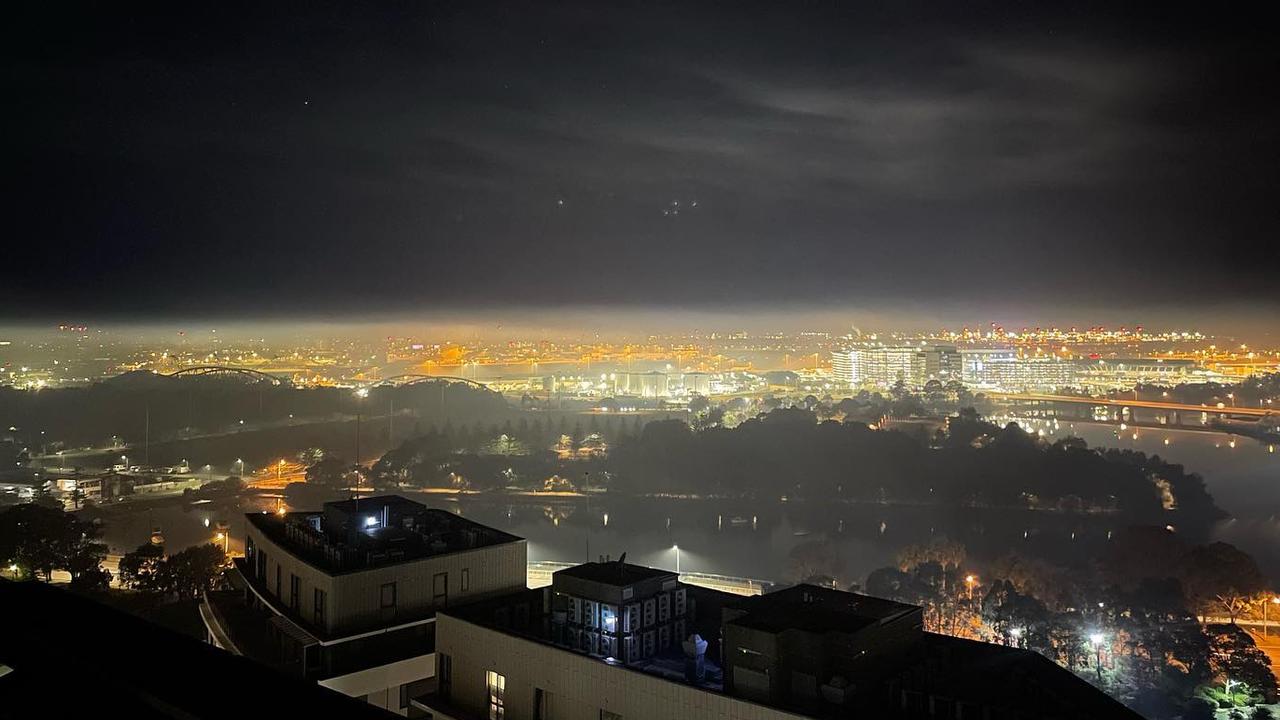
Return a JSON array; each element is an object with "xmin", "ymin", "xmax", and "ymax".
[{"xmin": 487, "ymin": 670, "xmax": 506, "ymax": 720}]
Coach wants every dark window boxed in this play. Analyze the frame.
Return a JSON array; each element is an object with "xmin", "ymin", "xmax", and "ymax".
[
  {"xmin": 314, "ymin": 588, "xmax": 327, "ymax": 626},
  {"xmin": 289, "ymin": 574, "xmax": 300, "ymax": 610},
  {"xmin": 245, "ymin": 535, "xmax": 255, "ymax": 562},
  {"xmin": 399, "ymin": 683, "xmax": 409, "ymax": 710},
  {"xmin": 535, "ymin": 688, "xmax": 554, "ymax": 720},
  {"xmin": 433, "ymin": 572, "xmax": 448, "ymax": 607},
  {"xmin": 438, "ymin": 653, "xmax": 453, "ymax": 699},
  {"xmin": 380, "ymin": 582, "xmax": 397, "ymax": 621},
  {"xmin": 461, "ymin": 568, "xmax": 470, "ymax": 592}
]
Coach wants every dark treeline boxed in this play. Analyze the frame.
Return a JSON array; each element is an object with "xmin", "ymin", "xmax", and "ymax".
[
  {"xmin": 610, "ymin": 409, "xmax": 1222, "ymax": 534},
  {"xmin": 363, "ymin": 407, "xmax": 1223, "ymax": 539},
  {"xmin": 1124, "ymin": 371, "xmax": 1280, "ymax": 408},
  {"xmin": 858, "ymin": 531, "xmax": 1276, "ymax": 718},
  {"xmin": 0, "ymin": 374, "xmax": 509, "ymax": 450}
]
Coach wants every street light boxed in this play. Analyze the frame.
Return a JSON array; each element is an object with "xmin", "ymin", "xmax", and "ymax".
[
  {"xmin": 672, "ymin": 544, "xmax": 681, "ymax": 576},
  {"xmin": 1265, "ymin": 596, "xmax": 1280, "ymax": 638},
  {"xmin": 964, "ymin": 574, "xmax": 977, "ymax": 599},
  {"xmin": 1009, "ymin": 627, "xmax": 1023, "ymax": 647},
  {"xmin": 1089, "ymin": 632, "xmax": 1106, "ymax": 681}
]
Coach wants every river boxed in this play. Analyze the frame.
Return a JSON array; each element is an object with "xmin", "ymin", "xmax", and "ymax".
[{"xmin": 91, "ymin": 420, "xmax": 1279, "ymax": 587}]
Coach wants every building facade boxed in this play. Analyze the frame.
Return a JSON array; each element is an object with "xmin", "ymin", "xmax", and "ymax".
[
  {"xmin": 418, "ymin": 564, "xmax": 1138, "ymax": 720},
  {"xmin": 200, "ymin": 495, "xmax": 527, "ymax": 715}
]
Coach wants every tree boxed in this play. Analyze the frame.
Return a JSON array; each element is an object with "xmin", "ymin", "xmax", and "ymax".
[
  {"xmin": 1205, "ymin": 624, "xmax": 1278, "ymax": 704},
  {"xmin": 1180, "ymin": 543, "xmax": 1266, "ymax": 620},
  {"xmin": 305, "ymin": 456, "xmax": 349, "ymax": 487},
  {"xmin": 980, "ymin": 579, "xmax": 1052, "ymax": 648},
  {"xmin": 155, "ymin": 544, "xmax": 226, "ymax": 599},
  {"xmin": 0, "ymin": 503, "xmax": 106, "ymax": 583},
  {"xmin": 787, "ymin": 538, "xmax": 844, "ymax": 585},
  {"xmin": 118, "ymin": 541, "xmax": 165, "ymax": 591}
]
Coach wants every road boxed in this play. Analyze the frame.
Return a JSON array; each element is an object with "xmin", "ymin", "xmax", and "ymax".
[
  {"xmin": 994, "ymin": 392, "xmax": 1275, "ymax": 418},
  {"xmin": 1251, "ymin": 630, "xmax": 1280, "ymax": 683}
]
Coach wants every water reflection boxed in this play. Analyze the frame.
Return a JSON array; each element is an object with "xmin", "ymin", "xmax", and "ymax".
[{"xmin": 88, "ymin": 416, "xmax": 1278, "ymax": 588}]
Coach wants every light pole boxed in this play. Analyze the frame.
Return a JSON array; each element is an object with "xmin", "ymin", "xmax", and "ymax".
[
  {"xmin": 965, "ymin": 574, "xmax": 977, "ymax": 600},
  {"xmin": 353, "ymin": 388, "xmax": 369, "ymax": 500},
  {"xmin": 234, "ymin": 458, "xmax": 244, "ymax": 477},
  {"xmin": 1266, "ymin": 596, "xmax": 1280, "ymax": 638},
  {"xmin": 1089, "ymin": 633, "xmax": 1105, "ymax": 681},
  {"xmin": 1008, "ymin": 627, "xmax": 1023, "ymax": 648},
  {"xmin": 673, "ymin": 544, "xmax": 681, "ymax": 576}
]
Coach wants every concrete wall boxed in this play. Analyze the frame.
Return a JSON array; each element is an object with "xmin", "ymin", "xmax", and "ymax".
[
  {"xmin": 246, "ymin": 522, "xmax": 340, "ymax": 631},
  {"xmin": 435, "ymin": 614, "xmax": 809, "ymax": 720},
  {"xmin": 328, "ymin": 540, "xmax": 527, "ymax": 633},
  {"xmin": 246, "ymin": 521, "xmax": 526, "ymax": 636}
]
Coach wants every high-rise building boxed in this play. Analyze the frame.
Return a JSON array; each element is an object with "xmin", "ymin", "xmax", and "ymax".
[
  {"xmin": 832, "ymin": 347, "xmax": 950, "ymax": 388},
  {"xmin": 199, "ymin": 495, "xmax": 527, "ymax": 715}
]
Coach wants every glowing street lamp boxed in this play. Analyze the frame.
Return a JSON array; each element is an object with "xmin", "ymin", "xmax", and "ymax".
[
  {"xmin": 1089, "ymin": 632, "xmax": 1106, "ymax": 680},
  {"xmin": 1008, "ymin": 627, "xmax": 1023, "ymax": 647},
  {"xmin": 1265, "ymin": 596, "xmax": 1280, "ymax": 638},
  {"xmin": 672, "ymin": 544, "xmax": 681, "ymax": 576},
  {"xmin": 964, "ymin": 574, "xmax": 977, "ymax": 599}
]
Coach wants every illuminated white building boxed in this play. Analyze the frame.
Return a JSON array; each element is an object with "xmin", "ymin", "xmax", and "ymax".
[
  {"xmin": 960, "ymin": 348, "xmax": 1078, "ymax": 391},
  {"xmin": 831, "ymin": 347, "xmax": 928, "ymax": 387}
]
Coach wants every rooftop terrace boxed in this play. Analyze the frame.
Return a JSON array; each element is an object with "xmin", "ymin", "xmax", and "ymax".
[{"xmin": 247, "ymin": 494, "xmax": 523, "ymax": 574}]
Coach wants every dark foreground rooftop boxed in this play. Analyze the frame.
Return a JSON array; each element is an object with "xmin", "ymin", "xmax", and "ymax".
[{"xmin": 0, "ymin": 579, "xmax": 396, "ymax": 718}]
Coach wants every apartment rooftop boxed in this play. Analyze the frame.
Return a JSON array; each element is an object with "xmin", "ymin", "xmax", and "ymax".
[
  {"xmin": 555, "ymin": 560, "xmax": 675, "ymax": 587},
  {"xmin": 725, "ymin": 583, "xmax": 918, "ymax": 635},
  {"xmin": 246, "ymin": 494, "xmax": 522, "ymax": 574},
  {"xmin": 442, "ymin": 573, "xmax": 1141, "ymax": 720}
]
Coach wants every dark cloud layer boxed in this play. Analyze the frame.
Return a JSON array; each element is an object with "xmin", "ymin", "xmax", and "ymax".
[{"xmin": 4, "ymin": 1, "xmax": 1278, "ymax": 320}]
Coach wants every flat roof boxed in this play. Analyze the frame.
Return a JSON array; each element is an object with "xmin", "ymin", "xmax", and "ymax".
[
  {"xmin": 553, "ymin": 561, "xmax": 675, "ymax": 587},
  {"xmin": 726, "ymin": 584, "xmax": 919, "ymax": 634},
  {"xmin": 247, "ymin": 495, "xmax": 523, "ymax": 575}
]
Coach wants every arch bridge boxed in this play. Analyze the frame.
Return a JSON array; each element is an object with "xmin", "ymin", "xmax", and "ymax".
[
  {"xmin": 367, "ymin": 374, "xmax": 493, "ymax": 392},
  {"xmin": 165, "ymin": 366, "xmax": 289, "ymax": 386}
]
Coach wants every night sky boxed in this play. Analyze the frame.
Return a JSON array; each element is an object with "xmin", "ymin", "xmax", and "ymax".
[{"xmin": 5, "ymin": 2, "xmax": 1278, "ymax": 323}]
